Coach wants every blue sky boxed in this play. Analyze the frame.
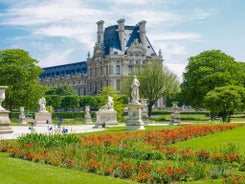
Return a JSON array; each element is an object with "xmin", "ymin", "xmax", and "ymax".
[{"xmin": 0, "ymin": 0, "xmax": 244, "ymax": 81}]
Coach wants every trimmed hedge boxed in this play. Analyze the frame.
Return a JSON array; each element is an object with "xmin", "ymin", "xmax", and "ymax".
[{"xmin": 11, "ymin": 111, "xmax": 96, "ymax": 120}]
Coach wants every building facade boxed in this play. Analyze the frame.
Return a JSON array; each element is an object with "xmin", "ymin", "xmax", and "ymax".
[{"xmin": 40, "ymin": 19, "xmax": 163, "ymax": 96}]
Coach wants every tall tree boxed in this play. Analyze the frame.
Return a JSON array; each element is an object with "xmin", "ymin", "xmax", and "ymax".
[
  {"xmin": 122, "ymin": 61, "xmax": 179, "ymax": 116},
  {"xmin": 0, "ymin": 49, "xmax": 46, "ymax": 115},
  {"xmin": 181, "ymin": 50, "xmax": 245, "ymax": 109},
  {"xmin": 79, "ymin": 96, "xmax": 98, "ymax": 109},
  {"xmin": 204, "ymin": 85, "xmax": 245, "ymax": 122}
]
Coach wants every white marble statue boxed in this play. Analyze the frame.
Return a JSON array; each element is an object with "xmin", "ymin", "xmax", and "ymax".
[
  {"xmin": 131, "ymin": 75, "xmax": 140, "ymax": 104},
  {"xmin": 100, "ymin": 95, "xmax": 114, "ymax": 110},
  {"xmin": 38, "ymin": 97, "xmax": 47, "ymax": 112}
]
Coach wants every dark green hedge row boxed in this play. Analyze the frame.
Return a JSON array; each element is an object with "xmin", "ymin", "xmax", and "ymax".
[
  {"xmin": 11, "ymin": 111, "xmax": 96, "ymax": 120},
  {"xmin": 151, "ymin": 110, "xmax": 209, "ymax": 116},
  {"xmin": 52, "ymin": 112, "xmax": 95, "ymax": 119}
]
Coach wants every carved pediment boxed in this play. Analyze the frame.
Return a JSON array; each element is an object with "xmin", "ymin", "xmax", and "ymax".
[{"xmin": 127, "ymin": 39, "xmax": 146, "ymax": 55}]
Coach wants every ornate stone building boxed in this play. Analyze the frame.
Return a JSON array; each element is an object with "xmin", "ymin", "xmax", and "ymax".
[
  {"xmin": 40, "ymin": 19, "xmax": 163, "ymax": 96},
  {"xmin": 39, "ymin": 62, "xmax": 87, "ymax": 96}
]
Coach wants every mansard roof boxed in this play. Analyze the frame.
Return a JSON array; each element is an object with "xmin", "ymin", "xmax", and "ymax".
[
  {"xmin": 103, "ymin": 24, "xmax": 157, "ymax": 56},
  {"xmin": 40, "ymin": 61, "xmax": 87, "ymax": 79}
]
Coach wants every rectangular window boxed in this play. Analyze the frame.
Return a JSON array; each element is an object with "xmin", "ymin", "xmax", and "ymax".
[
  {"xmin": 106, "ymin": 65, "xmax": 109, "ymax": 75},
  {"xmin": 95, "ymin": 68, "xmax": 97, "ymax": 77},
  {"xmin": 128, "ymin": 65, "xmax": 133, "ymax": 73},
  {"xmin": 116, "ymin": 65, "xmax": 120, "ymax": 75},
  {"xmin": 109, "ymin": 65, "xmax": 114, "ymax": 75},
  {"xmin": 90, "ymin": 68, "xmax": 92, "ymax": 77},
  {"xmin": 100, "ymin": 67, "xmax": 103, "ymax": 76},
  {"xmin": 116, "ymin": 80, "xmax": 120, "ymax": 91}
]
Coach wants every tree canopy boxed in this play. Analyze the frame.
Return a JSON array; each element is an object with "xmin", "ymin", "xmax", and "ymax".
[
  {"xmin": 181, "ymin": 50, "xmax": 245, "ymax": 109},
  {"xmin": 122, "ymin": 60, "xmax": 179, "ymax": 116},
  {"xmin": 0, "ymin": 49, "xmax": 46, "ymax": 114},
  {"xmin": 45, "ymin": 85, "xmax": 77, "ymax": 96},
  {"xmin": 204, "ymin": 85, "xmax": 245, "ymax": 122}
]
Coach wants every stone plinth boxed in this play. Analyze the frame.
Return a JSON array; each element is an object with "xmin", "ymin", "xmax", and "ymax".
[
  {"xmin": 18, "ymin": 114, "xmax": 27, "ymax": 124},
  {"xmin": 84, "ymin": 112, "xmax": 93, "ymax": 124},
  {"xmin": 35, "ymin": 112, "xmax": 52, "ymax": 125},
  {"xmin": 94, "ymin": 110, "xmax": 118, "ymax": 128},
  {"xmin": 142, "ymin": 111, "xmax": 149, "ymax": 125},
  {"xmin": 170, "ymin": 112, "xmax": 181, "ymax": 124},
  {"xmin": 141, "ymin": 99, "xmax": 149, "ymax": 125},
  {"xmin": 84, "ymin": 106, "xmax": 93, "ymax": 124},
  {"xmin": 0, "ymin": 110, "xmax": 13, "ymax": 134},
  {"xmin": 170, "ymin": 101, "xmax": 181, "ymax": 124},
  {"xmin": 125, "ymin": 103, "xmax": 145, "ymax": 130}
]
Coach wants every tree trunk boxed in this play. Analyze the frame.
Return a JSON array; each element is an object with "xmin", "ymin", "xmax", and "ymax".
[
  {"xmin": 148, "ymin": 103, "xmax": 153, "ymax": 117},
  {"xmin": 210, "ymin": 111, "xmax": 216, "ymax": 121}
]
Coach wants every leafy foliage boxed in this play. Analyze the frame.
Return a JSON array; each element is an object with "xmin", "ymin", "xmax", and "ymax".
[
  {"xmin": 0, "ymin": 49, "xmax": 46, "ymax": 114},
  {"xmin": 45, "ymin": 95, "xmax": 62, "ymax": 109},
  {"xmin": 79, "ymin": 95, "xmax": 98, "ymax": 109},
  {"xmin": 181, "ymin": 50, "xmax": 245, "ymax": 109},
  {"xmin": 45, "ymin": 85, "xmax": 77, "ymax": 96},
  {"xmin": 122, "ymin": 61, "xmax": 179, "ymax": 116},
  {"xmin": 61, "ymin": 96, "xmax": 80, "ymax": 110},
  {"xmin": 204, "ymin": 85, "xmax": 245, "ymax": 122}
]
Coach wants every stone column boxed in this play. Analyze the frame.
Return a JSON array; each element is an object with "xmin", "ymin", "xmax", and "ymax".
[
  {"xmin": 138, "ymin": 20, "xmax": 147, "ymax": 49},
  {"xmin": 84, "ymin": 106, "xmax": 93, "ymax": 124},
  {"xmin": 18, "ymin": 106, "xmax": 27, "ymax": 124},
  {"xmin": 117, "ymin": 19, "xmax": 125, "ymax": 52},
  {"xmin": 97, "ymin": 20, "xmax": 104, "ymax": 45},
  {"xmin": 0, "ymin": 86, "xmax": 13, "ymax": 134}
]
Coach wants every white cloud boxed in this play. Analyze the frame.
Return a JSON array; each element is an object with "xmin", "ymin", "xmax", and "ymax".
[
  {"xmin": 149, "ymin": 32, "xmax": 201, "ymax": 41},
  {"xmin": 0, "ymin": 0, "xmax": 108, "ymax": 26},
  {"xmin": 165, "ymin": 63, "xmax": 186, "ymax": 82},
  {"xmin": 38, "ymin": 49, "xmax": 74, "ymax": 67},
  {"xmin": 0, "ymin": 0, "xmax": 218, "ymax": 72}
]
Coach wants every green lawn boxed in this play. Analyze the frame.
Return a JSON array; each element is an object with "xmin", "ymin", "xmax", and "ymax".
[
  {"xmin": 176, "ymin": 125, "xmax": 245, "ymax": 154},
  {"xmin": 0, "ymin": 152, "xmax": 137, "ymax": 184}
]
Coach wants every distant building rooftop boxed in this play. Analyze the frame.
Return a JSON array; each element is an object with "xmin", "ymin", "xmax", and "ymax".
[{"xmin": 40, "ymin": 61, "xmax": 87, "ymax": 79}]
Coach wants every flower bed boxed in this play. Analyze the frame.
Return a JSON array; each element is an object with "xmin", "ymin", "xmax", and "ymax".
[{"xmin": 1, "ymin": 124, "xmax": 244, "ymax": 183}]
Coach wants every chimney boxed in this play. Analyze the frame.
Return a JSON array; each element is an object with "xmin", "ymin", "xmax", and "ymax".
[
  {"xmin": 117, "ymin": 19, "xmax": 125, "ymax": 52},
  {"xmin": 96, "ymin": 20, "xmax": 104, "ymax": 45},
  {"xmin": 138, "ymin": 20, "xmax": 147, "ymax": 49}
]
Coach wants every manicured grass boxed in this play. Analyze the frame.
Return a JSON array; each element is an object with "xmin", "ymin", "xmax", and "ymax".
[
  {"xmin": 176, "ymin": 125, "xmax": 245, "ymax": 153},
  {"xmin": 0, "ymin": 152, "xmax": 136, "ymax": 184}
]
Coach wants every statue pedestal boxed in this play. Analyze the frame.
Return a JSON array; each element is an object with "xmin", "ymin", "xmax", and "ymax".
[
  {"xmin": 0, "ymin": 110, "xmax": 13, "ymax": 134},
  {"xmin": 18, "ymin": 114, "xmax": 27, "ymax": 124},
  {"xmin": 125, "ymin": 103, "xmax": 145, "ymax": 130},
  {"xmin": 142, "ymin": 110, "xmax": 149, "ymax": 125},
  {"xmin": 170, "ymin": 112, "xmax": 181, "ymax": 124},
  {"xmin": 170, "ymin": 101, "xmax": 181, "ymax": 124},
  {"xmin": 35, "ymin": 112, "xmax": 52, "ymax": 125},
  {"xmin": 84, "ymin": 113, "xmax": 93, "ymax": 124},
  {"xmin": 94, "ymin": 110, "xmax": 118, "ymax": 128}
]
